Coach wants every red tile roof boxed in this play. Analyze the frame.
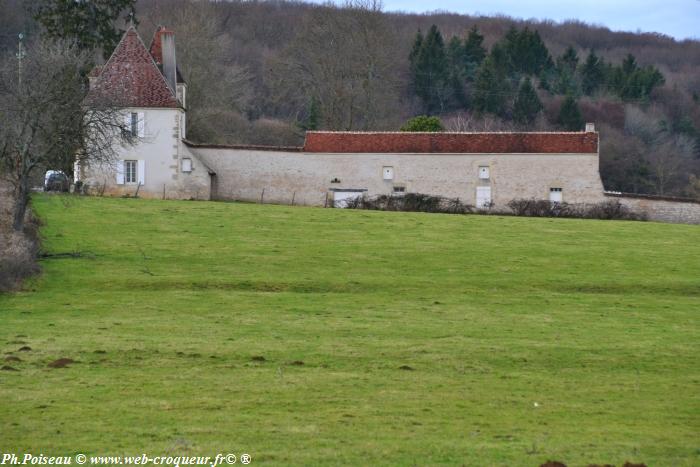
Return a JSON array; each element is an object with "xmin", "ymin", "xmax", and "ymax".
[
  {"xmin": 87, "ymin": 27, "xmax": 178, "ymax": 108},
  {"xmin": 303, "ymin": 131, "xmax": 599, "ymax": 154}
]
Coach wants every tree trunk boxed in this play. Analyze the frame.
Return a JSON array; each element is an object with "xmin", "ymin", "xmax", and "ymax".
[{"xmin": 12, "ymin": 178, "xmax": 30, "ymax": 232}]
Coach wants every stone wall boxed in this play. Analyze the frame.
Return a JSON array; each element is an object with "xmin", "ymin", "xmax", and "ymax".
[
  {"xmin": 605, "ymin": 193, "xmax": 700, "ymax": 225},
  {"xmin": 189, "ymin": 146, "xmax": 606, "ymax": 208}
]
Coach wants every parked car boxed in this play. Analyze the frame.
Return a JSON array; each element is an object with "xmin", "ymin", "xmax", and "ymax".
[{"xmin": 44, "ymin": 170, "xmax": 70, "ymax": 192}]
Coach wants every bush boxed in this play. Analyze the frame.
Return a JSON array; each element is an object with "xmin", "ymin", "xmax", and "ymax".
[
  {"xmin": 400, "ymin": 115, "xmax": 444, "ymax": 132},
  {"xmin": 344, "ymin": 193, "xmax": 474, "ymax": 214},
  {"xmin": 507, "ymin": 198, "xmax": 645, "ymax": 220}
]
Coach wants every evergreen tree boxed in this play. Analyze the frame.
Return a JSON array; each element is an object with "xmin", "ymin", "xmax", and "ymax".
[
  {"xmin": 581, "ymin": 50, "xmax": 605, "ymax": 95},
  {"xmin": 555, "ymin": 46, "xmax": 580, "ymax": 95},
  {"xmin": 31, "ymin": 0, "xmax": 137, "ymax": 59},
  {"xmin": 300, "ymin": 96, "xmax": 321, "ymax": 131},
  {"xmin": 463, "ymin": 26, "xmax": 486, "ymax": 67},
  {"xmin": 473, "ymin": 55, "xmax": 509, "ymax": 116},
  {"xmin": 446, "ymin": 36, "xmax": 470, "ymax": 107},
  {"xmin": 513, "ymin": 77, "xmax": 543, "ymax": 125},
  {"xmin": 557, "ymin": 95, "xmax": 584, "ymax": 131},
  {"xmin": 501, "ymin": 26, "xmax": 552, "ymax": 76},
  {"xmin": 409, "ymin": 25, "xmax": 450, "ymax": 113}
]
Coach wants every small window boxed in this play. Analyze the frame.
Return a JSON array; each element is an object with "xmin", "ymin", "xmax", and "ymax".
[
  {"xmin": 478, "ymin": 166, "xmax": 490, "ymax": 179},
  {"xmin": 550, "ymin": 187, "xmax": 563, "ymax": 203},
  {"xmin": 181, "ymin": 158, "xmax": 192, "ymax": 173},
  {"xmin": 383, "ymin": 166, "xmax": 394, "ymax": 180},
  {"xmin": 125, "ymin": 160, "xmax": 137, "ymax": 184},
  {"xmin": 393, "ymin": 185, "xmax": 406, "ymax": 193},
  {"xmin": 130, "ymin": 113, "xmax": 139, "ymax": 137}
]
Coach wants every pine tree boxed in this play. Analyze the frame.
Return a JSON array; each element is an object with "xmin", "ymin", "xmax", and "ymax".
[
  {"xmin": 473, "ymin": 56, "xmax": 509, "ymax": 116},
  {"xmin": 32, "ymin": 0, "xmax": 137, "ymax": 58},
  {"xmin": 557, "ymin": 95, "xmax": 584, "ymax": 131},
  {"xmin": 513, "ymin": 78, "xmax": 543, "ymax": 125},
  {"xmin": 581, "ymin": 50, "xmax": 605, "ymax": 95},
  {"xmin": 409, "ymin": 25, "xmax": 450, "ymax": 114},
  {"xmin": 555, "ymin": 46, "xmax": 580, "ymax": 95},
  {"xmin": 463, "ymin": 26, "xmax": 486, "ymax": 66},
  {"xmin": 300, "ymin": 96, "xmax": 321, "ymax": 131}
]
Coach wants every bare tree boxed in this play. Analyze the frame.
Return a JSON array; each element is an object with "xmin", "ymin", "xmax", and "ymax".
[{"xmin": 0, "ymin": 40, "xmax": 134, "ymax": 232}]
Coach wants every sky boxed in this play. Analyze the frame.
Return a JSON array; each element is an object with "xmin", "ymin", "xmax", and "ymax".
[{"xmin": 367, "ymin": 0, "xmax": 700, "ymax": 41}]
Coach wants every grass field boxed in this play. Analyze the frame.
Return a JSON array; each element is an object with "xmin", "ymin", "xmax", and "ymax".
[{"xmin": 1, "ymin": 195, "xmax": 698, "ymax": 466}]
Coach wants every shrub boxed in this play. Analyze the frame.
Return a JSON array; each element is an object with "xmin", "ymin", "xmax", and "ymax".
[
  {"xmin": 507, "ymin": 198, "xmax": 645, "ymax": 220},
  {"xmin": 344, "ymin": 193, "xmax": 474, "ymax": 214},
  {"xmin": 400, "ymin": 115, "xmax": 444, "ymax": 132}
]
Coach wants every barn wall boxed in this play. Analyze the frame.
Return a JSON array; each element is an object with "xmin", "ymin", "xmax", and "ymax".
[{"xmin": 190, "ymin": 147, "xmax": 606, "ymax": 207}]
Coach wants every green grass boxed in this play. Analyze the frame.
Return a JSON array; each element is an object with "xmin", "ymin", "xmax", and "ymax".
[{"xmin": 1, "ymin": 195, "xmax": 699, "ymax": 466}]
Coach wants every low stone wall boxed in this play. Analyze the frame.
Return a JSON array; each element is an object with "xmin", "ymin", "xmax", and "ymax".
[
  {"xmin": 605, "ymin": 192, "xmax": 700, "ymax": 225},
  {"xmin": 190, "ymin": 146, "xmax": 606, "ymax": 208}
]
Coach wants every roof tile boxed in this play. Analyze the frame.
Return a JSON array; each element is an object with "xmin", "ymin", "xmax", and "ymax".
[
  {"xmin": 303, "ymin": 131, "xmax": 598, "ymax": 154},
  {"xmin": 87, "ymin": 27, "xmax": 178, "ymax": 108}
]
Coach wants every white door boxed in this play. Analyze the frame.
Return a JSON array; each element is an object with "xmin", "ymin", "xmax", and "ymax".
[
  {"xmin": 333, "ymin": 191, "xmax": 363, "ymax": 208},
  {"xmin": 476, "ymin": 186, "xmax": 491, "ymax": 208},
  {"xmin": 549, "ymin": 188, "xmax": 562, "ymax": 203}
]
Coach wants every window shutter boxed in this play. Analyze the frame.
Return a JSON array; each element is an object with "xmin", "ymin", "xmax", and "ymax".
[
  {"xmin": 137, "ymin": 160, "xmax": 145, "ymax": 185},
  {"xmin": 137, "ymin": 112, "xmax": 145, "ymax": 137},
  {"xmin": 116, "ymin": 160, "xmax": 125, "ymax": 184},
  {"xmin": 124, "ymin": 114, "xmax": 131, "ymax": 134}
]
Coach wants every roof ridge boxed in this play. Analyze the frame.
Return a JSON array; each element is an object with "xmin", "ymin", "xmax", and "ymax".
[{"xmin": 305, "ymin": 130, "xmax": 597, "ymax": 135}]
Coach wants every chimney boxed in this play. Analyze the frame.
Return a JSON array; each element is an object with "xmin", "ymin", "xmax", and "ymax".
[
  {"xmin": 160, "ymin": 29, "xmax": 177, "ymax": 94},
  {"xmin": 585, "ymin": 122, "xmax": 595, "ymax": 133}
]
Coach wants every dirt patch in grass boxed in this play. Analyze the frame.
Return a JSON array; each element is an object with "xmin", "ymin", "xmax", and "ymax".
[
  {"xmin": 288, "ymin": 360, "xmax": 304, "ymax": 366},
  {"xmin": 251, "ymin": 356, "xmax": 266, "ymax": 362},
  {"xmin": 18, "ymin": 346, "xmax": 32, "ymax": 352},
  {"xmin": 398, "ymin": 365, "xmax": 415, "ymax": 371},
  {"xmin": 540, "ymin": 461, "xmax": 567, "ymax": 467},
  {"xmin": 47, "ymin": 358, "xmax": 75, "ymax": 368},
  {"xmin": 4, "ymin": 356, "xmax": 21, "ymax": 362},
  {"xmin": 1, "ymin": 365, "xmax": 19, "ymax": 371}
]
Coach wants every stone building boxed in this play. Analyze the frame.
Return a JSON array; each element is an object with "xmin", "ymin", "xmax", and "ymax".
[{"xmin": 81, "ymin": 26, "xmax": 700, "ymax": 224}]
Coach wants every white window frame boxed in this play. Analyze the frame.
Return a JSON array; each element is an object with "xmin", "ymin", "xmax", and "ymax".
[
  {"xmin": 181, "ymin": 158, "xmax": 192, "ymax": 173},
  {"xmin": 125, "ymin": 112, "xmax": 145, "ymax": 137},
  {"xmin": 550, "ymin": 187, "xmax": 563, "ymax": 203},
  {"xmin": 124, "ymin": 160, "xmax": 138, "ymax": 184},
  {"xmin": 478, "ymin": 166, "xmax": 490, "ymax": 180},
  {"xmin": 382, "ymin": 166, "xmax": 394, "ymax": 180}
]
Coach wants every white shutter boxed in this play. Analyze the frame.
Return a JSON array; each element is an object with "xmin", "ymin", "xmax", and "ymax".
[
  {"xmin": 137, "ymin": 160, "xmax": 145, "ymax": 185},
  {"xmin": 137, "ymin": 112, "xmax": 145, "ymax": 137},
  {"xmin": 476, "ymin": 186, "xmax": 491, "ymax": 208},
  {"xmin": 116, "ymin": 160, "xmax": 125, "ymax": 184}
]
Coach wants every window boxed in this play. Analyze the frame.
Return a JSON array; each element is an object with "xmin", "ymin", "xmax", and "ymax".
[
  {"xmin": 393, "ymin": 185, "xmax": 406, "ymax": 194},
  {"xmin": 124, "ymin": 112, "xmax": 145, "ymax": 137},
  {"xmin": 550, "ymin": 187, "xmax": 563, "ymax": 203},
  {"xmin": 125, "ymin": 160, "xmax": 137, "ymax": 184},
  {"xmin": 478, "ymin": 166, "xmax": 490, "ymax": 180},
  {"xmin": 382, "ymin": 166, "xmax": 394, "ymax": 180},
  {"xmin": 130, "ymin": 113, "xmax": 139, "ymax": 136},
  {"xmin": 181, "ymin": 158, "xmax": 192, "ymax": 173}
]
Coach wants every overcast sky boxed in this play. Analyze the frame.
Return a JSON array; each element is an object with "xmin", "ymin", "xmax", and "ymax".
[{"xmin": 351, "ymin": 0, "xmax": 700, "ymax": 40}]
